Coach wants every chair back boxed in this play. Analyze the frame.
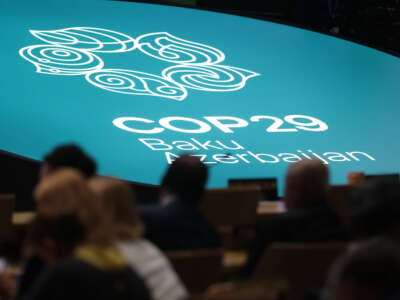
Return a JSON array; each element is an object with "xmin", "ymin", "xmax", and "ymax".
[
  {"xmin": 252, "ymin": 242, "xmax": 347, "ymax": 300},
  {"xmin": 200, "ymin": 187, "xmax": 261, "ymax": 228},
  {"xmin": 0, "ymin": 194, "xmax": 15, "ymax": 234},
  {"xmin": 166, "ymin": 248, "xmax": 223, "ymax": 294}
]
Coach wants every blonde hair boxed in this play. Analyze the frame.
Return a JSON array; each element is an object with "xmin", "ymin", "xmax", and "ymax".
[
  {"xmin": 89, "ymin": 177, "xmax": 144, "ymax": 240},
  {"xmin": 34, "ymin": 168, "xmax": 112, "ymax": 245}
]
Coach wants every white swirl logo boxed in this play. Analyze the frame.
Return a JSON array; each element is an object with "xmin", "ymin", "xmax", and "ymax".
[
  {"xmin": 19, "ymin": 44, "xmax": 104, "ymax": 75},
  {"xmin": 30, "ymin": 27, "xmax": 136, "ymax": 53},
  {"xmin": 86, "ymin": 69, "xmax": 187, "ymax": 101},
  {"xmin": 136, "ymin": 32, "xmax": 224, "ymax": 65},
  {"xmin": 162, "ymin": 65, "xmax": 259, "ymax": 92},
  {"xmin": 19, "ymin": 27, "xmax": 259, "ymax": 100}
]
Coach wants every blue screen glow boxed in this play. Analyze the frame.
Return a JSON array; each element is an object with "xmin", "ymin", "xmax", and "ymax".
[{"xmin": 1, "ymin": 0, "xmax": 399, "ymax": 193}]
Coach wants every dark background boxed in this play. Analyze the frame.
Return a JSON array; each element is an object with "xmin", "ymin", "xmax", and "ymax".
[{"xmin": 118, "ymin": 0, "xmax": 400, "ymax": 55}]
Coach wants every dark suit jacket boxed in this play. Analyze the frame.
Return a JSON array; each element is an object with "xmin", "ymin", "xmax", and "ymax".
[
  {"xmin": 26, "ymin": 259, "xmax": 150, "ymax": 300},
  {"xmin": 241, "ymin": 201, "xmax": 349, "ymax": 278},
  {"xmin": 139, "ymin": 199, "xmax": 221, "ymax": 250}
]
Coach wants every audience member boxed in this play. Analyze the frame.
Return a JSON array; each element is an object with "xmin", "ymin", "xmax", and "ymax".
[
  {"xmin": 24, "ymin": 169, "xmax": 150, "ymax": 300},
  {"xmin": 40, "ymin": 144, "xmax": 96, "ymax": 178},
  {"xmin": 347, "ymin": 179, "xmax": 400, "ymax": 241},
  {"xmin": 241, "ymin": 159, "xmax": 348, "ymax": 278},
  {"xmin": 17, "ymin": 144, "xmax": 96, "ymax": 298},
  {"xmin": 346, "ymin": 172, "xmax": 365, "ymax": 186},
  {"xmin": 89, "ymin": 177, "xmax": 188, "ymax": 300},
  {"xmin": 325, "ymin": 238, "xmax": 400, "ymax": 300},
  {"xmin": 139, "ymin": 154, "xmax": 221, "ymax": 250}
]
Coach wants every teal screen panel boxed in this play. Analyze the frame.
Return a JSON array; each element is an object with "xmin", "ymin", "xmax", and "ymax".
[{"xmin": 1, "ymin": 0, "xmax": 399, "ymax": 193}]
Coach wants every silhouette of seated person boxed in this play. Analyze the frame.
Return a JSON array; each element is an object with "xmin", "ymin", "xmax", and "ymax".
[
  {"xmin": 40, "ymin": 144, "xmax": 96, "ymax": 178},
  {"xmin": 139, "ymin": 154, "xmax": 221, "ymax": 250},
  {"xmin": 326, "ymin": 238, "xmax": 400, "ymax": 300},
  {"xmin": 17, "ymin": 144, "xmax": 97, "ymax": 298},
  {"xmin": 25, "ymin": 169, "xmax": 150, "ymax": 300},
  {"xmin": 347, "ymin": 179, "xmax": 400, "ymax": 242},
  {"xmin": 89, "ymin": 177, "xmax": 188, "ymax": 300},
  {"xmin": 241, "ymin": 159, "xmax": 348, "ymax": 278}
]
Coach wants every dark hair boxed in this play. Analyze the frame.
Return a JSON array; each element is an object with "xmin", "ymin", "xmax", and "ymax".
[
  {"xmin": 44, "ymin": 144, "xmax": 97, "ymax": 177},
  {"xmin": 328, "ymin": 238, "xmax": 400, "ymax": 299},
  {"xmin": 161, "ymin": 154, "xmax": 208, "ymax": 204},
  {"xmin": 284, "ymin": 159, "xmax": 329, "ymax": 209},
  {"xmin": 27, "ymin": 214, "xmax": 86, "ymax": 259},
  {"xmin": 348, "ymin": 180, "xmax": 400, "ymax": 239}
]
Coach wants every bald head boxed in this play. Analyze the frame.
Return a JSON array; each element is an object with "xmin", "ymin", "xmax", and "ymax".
[{"xmin": 284, "ymin": 159, "xmax": 329, "ymax": 210}]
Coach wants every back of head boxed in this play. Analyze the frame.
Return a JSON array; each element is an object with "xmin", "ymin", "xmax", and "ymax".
[
  {"xmin": 35, "ymin": 168, "xmax": 92, "ymax": 218},
  {"xmin": 34, "ymin": 168, "xmax": 109, "ymax": 244},
  {"xmin": 27, "ymin": 214, "xmax": 86, "ymax": 261},
  {"xmin": 42, "ymin": 144, "xmax": 97, "ymax": 177},
  {"xmin": 348, "ymin": 180, "xmax": 400, "ymax": 239},
  {"xmin": 161, "ymin": 154, "xmax": 208, "ymax": 204},
  {"xmin": 327, "ymin": 238, "xmax": 400, "ymax": 300},
  {"xmin": 89, "ymin": 177, "xmax": 144, "ymax": 240},
  {"xmin": 284, "ymin": 159, "xmax": 329, "ymax": 210}
]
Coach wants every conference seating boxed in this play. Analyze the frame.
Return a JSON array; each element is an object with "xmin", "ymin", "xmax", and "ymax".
[
  {"xmin": 189, "ymin": 286, "xmax": 277, "ymax": 300},
  {"xmin": 200, "ymin": 186, "xmax": 262, "ymax": 249},
  {"xmin": 166, "ymin": 248, "xmax": 223, "ymax": 294},
  {"xmin": 0, "ymin": 194, "xmax": 15, "ymax": 234},
  {"xmin": 252, "ymin": 242, "xmax": 347, "ymax": 300},
  {"xmin": 190, "ymin": 277, "xmax": 287, "ymax": 300},
  {"xmin": 200, "ymin": 186, "xmax": 261, "ymax": 228}
]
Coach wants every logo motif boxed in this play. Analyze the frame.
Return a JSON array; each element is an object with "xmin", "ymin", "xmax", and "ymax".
[{"xmin": 20, "ymin": 27, "xmax": 259, "ymax": 101}]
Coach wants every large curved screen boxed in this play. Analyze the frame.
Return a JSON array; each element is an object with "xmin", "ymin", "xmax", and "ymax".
[{"xmin": 1, "ymin": 0, "xmax": 399, "ymax": 194}]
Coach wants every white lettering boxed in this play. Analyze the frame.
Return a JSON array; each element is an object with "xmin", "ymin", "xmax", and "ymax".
[
  {"xmin": 204, "ymin": 116, "xmax": 248, "ymax": 133},
  {"xmin": 139, "ymin": 138, "xmax": 172, "ymax": 150},
  {"xmin": 113, "ymin": 117, "xmax": 163, "ymax": 134},
  {"xmin": 159, "ymin": 116, "xmax": 212, "ymax": 133}
]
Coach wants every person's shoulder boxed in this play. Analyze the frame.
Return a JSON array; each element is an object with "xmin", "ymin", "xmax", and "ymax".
[
  {"xmin": 139, "ymin": 201, "xmax": 185, "ymax": 220},
  {"xmin": 42, "ymin": 259, "xmax": 106, "ymax": 285},
  {"xmin": 42, "ymin": 259, "xmax": 86, "ymax": 276},
  {"xmin": 256, "ymin": 211, "xmax": 306, "ymax": 235},
  {"xmin": 283, "ymin": 202, "xmax": 331, "ymax": 219},
  {"xmin": 118, "ymin": 238, "xmax": 164, "ymax": 258},
  {"xmin": 138, "ymin": 204, "xmax": 165, "ymax": 218},
  {"xmin": 118, "ymin": 239, "xmax": 189, "ymax": 300},
  {"xmin": 24, "ymin": 259, "xmax": 90, "ymax": 300}
]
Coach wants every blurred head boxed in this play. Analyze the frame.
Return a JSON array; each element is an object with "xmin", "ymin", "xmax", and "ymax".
[
  {"xmin": 347, "ymin": 172, "xmax": 366, "ymax": 186},
  {"xmin": 41, "ymin": 144, "xmax": 96, "ymax": 178},
  {"xmin": 89, "ymin": 177, "xmax": 144, "ymax": 241},
  {"xmin": 35, "ymin": 168, "xmax": 94, "ymax": 219},
  {"xmin": 284, "ymin": 159, "xmax": 329, "ymax": 210},
  {"xmin": 34, "ymin": 168, "xmax": 111, "ymax": 248},
  {"xmin": 348, "ymin": 180, "xmax": 400, "ymax": 239},
  {"xmin": 27, "ymin": 215, "xmax": 85, "ymax": 263},
  {"xmin": 327, "ymin": 238, "xmax": 400, "ymax": 300},
  {"xmin": 161, "ymin": 154, "xmax": 208, "ymax": 204}
]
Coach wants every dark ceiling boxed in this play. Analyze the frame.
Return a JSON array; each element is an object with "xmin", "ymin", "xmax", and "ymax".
[{"xmin": 119, "ymin": 0, "xmax": 400, "ymax": 56}]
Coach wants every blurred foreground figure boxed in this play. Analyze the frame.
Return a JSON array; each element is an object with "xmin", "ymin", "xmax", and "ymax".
[
  {"xmin": 326, "ymin": 238, "xmax": 400, "ymax": 300},
  {"xmin": 347, "ymin": 180, "xmax": 400, "ymax": 241},
  {"xmin": 40, "ymin": 144, "xmax": 96, "ymax": 178},
  {"xmin": 89, "ymin": 177, "xmax": 188, "ymax": 300},
  {"xmin": 25, "ymin": 169, "xmax": 150, "ymax": 300},
  {"xmin": 139, "ymin": 154, "xmax": 221, "ymax": 250},
  {"xmin": 17, "ymin": 144, "xmax": 97, "ymax": 297},
  {"xmin": 241, "ymin": 159, "xmax": 348, "ymax": 278}
]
